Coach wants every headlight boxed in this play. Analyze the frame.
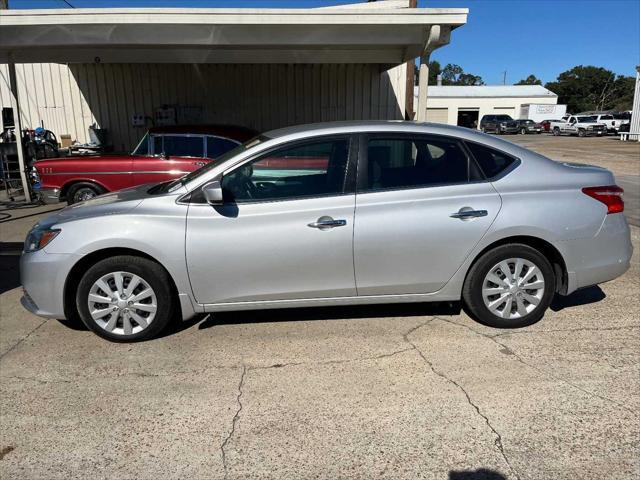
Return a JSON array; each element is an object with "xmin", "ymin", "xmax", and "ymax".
[{"xmin": 24, "ymin": 227, "xmax": 60, "ymax": 252}]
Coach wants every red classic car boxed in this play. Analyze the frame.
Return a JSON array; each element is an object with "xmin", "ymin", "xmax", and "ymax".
[{"xmin": 34, "ymin": 125, "xmax": 257, "ymax": 204}]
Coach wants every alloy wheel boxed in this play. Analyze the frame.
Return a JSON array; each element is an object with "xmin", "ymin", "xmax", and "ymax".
[
  {"xmin": 87, "ymin": 271, "xmax": 157, "ymax": 335},
  {"xmin": 481, "ymin": 258, "xmax": 545, "ymax": 320}
]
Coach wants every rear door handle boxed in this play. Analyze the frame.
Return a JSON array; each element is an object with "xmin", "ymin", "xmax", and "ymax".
[
  {"xmin": 450, "ymin": 208, "xmax": 488, "ymax": 220},
  {"xmin": 308, "ymin": 216, "xmax": 347, "ymax": 230}
]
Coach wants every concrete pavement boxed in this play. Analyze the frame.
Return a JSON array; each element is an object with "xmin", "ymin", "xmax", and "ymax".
[{"xmin": 1, "ymin": 136, "xmax": 639, "ymax": 480}]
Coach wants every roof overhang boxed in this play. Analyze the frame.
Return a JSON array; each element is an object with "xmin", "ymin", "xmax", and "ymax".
[{"xmin": 0, "ymin": 6, "xmax": 468, "ymax": 65}]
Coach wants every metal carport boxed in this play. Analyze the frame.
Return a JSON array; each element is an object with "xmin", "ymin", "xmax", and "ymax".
[{"xmin": 0, "ymin": 0, "xmax": 467, "ymax": 201}]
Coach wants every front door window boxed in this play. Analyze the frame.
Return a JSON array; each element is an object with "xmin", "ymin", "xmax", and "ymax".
[{"xmin": 221, "ymin": 138, "xmax": 350, "ymax": 203}]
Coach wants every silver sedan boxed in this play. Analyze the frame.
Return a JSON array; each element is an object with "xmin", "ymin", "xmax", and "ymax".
[{"xmin": 20, "ymin": 121, "xmax": 632, "ymax": 341}]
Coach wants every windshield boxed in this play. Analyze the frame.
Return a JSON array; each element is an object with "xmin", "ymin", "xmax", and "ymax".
[
  {"xmin": 160, "ymin": 135, "xmax": 269, "ymax": 192},
  {"xmin": 496, "ymin": 115, "xmax": 514, "ymax": 122},
  {"xmin": 132, "ymin": 133, "xmax": 149, "ymax": 155}
]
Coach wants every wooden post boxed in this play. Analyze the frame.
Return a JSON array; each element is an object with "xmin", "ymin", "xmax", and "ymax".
[{"xmin": 8, "ymin": 59, "xmax": 32, "ymax": 203}]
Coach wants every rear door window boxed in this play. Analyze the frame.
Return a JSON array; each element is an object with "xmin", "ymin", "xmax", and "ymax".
[
  {"xmin": 465, "ymin": 142, "xmax": 517, "ymax": 179},
  {"xmin": 360, "ymin": 135, "xmax": 482, "ymax": 192}
]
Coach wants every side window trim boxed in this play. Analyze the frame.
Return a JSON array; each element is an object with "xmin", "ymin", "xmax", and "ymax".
[{"xmin": 356, "ymin": 132, "xmax": 484, "ymax": 195}]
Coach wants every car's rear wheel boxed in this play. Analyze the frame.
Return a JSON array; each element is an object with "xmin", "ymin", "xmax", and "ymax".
[
  {"xmin": 76, "ymin": 255, "xmax": 175, "ymax": 342},
  {"xmin": 520, "ymin": 127, "xmax": 527, "ymax": 135},
  {"xmin": 67, "ymin": 182, "xmax": 102, "ymax": 205},
  {"xmin": 462, "ymin": 244, "xmax": 555, "ymax": 328}
]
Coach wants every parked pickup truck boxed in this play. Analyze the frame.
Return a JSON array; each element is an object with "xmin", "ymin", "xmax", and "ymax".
[
  {"xmin": 550, "ymin": 116, "xmax": 606, "ymax": 137},
  {"xmin": 33, "ymin": 125, "xmax": 257, "ymax": 204}
]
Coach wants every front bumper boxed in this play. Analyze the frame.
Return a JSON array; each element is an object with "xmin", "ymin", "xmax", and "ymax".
[
  {"xmin": 37, "ymin": 187, "xmax": 62, "ymax": 204},
  {"xmin": 20, "ymin": 250, "xmax": 80, "ymax": 319}
]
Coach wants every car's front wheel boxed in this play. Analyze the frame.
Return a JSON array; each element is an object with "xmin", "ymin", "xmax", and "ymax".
[
  {"xmin": 462, "ymin": 244, "xmax": 555, "ymax": 328},
  {"xmin": 76, "ymin": 255, "xmax": 175, "ymax": 342},
  {"xmin": 520, "ymin": 127, "xmax": 527, "ymax": 135}
]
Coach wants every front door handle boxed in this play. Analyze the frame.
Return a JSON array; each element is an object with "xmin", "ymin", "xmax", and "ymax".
[
  {"xmin": 193, "ymin": 161, "xmax": 206, "ymax": 167},
  {"xmin": 308, "ymin": 216, "xmax": 347, "ymax": 230},
  {"xmin": 450, "ymin": 208, "xmax": 488, "ymax": 220}
]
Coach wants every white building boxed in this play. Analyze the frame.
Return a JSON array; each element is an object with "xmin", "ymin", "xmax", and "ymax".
[{"xmin": 416, "ymin": 85, "xmax": 560, "ymax": 128}]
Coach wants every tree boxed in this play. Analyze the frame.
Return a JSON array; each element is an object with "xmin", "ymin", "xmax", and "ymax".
[
  {"xmin": 428, "ymin": 60, "xmax": 441, "ymax": 86},
  {"xmin": 440, "ymin": 63, "xmax": 484, "ymax": 86},
  {"xmin": 545, "ymin": 65, "xmax": 634, "ymax": 112},
  {"xmin": 413, "ymin": 60, "xmax": 441, "ymax": 86},
  {"xmin": 515, "ymin": 75, "xmax": 542, "ymax": 85},
  {"xmin": 415, "ymin": 61, "xmax": 484, "ymax": 86}
]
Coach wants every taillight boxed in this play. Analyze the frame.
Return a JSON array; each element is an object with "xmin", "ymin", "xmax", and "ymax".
[{"xmin": 582, "ymin": 185, "xmax": 624, "ymax": 214}]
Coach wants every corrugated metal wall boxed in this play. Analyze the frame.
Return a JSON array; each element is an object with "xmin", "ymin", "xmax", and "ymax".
[{"xmin": 1, "ymin": 63, "xmax": 407, "ymax": 152}]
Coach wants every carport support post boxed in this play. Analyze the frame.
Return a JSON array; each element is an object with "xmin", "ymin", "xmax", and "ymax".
[
  {"xmin": 416, "ymin": 25, "xmax": 451, "ymax": 122},
  {"xmin": 7, "ymin": 59, "xmax": 32, "ymax": 203}
]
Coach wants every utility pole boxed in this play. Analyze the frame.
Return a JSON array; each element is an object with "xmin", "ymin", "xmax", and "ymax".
[{"xmin": 502, "ymin": 70, "xmax": 507, "ymax": 85}]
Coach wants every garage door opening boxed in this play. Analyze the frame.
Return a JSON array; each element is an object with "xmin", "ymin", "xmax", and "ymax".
[{"xmin": 457, "ymin": 109, "xmax": 478, "ymax": 129}]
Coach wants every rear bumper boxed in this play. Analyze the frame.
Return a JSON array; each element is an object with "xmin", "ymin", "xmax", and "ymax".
[{"xmin": 559, "ymin": 213, "xmax": 632, "ymax": 294}]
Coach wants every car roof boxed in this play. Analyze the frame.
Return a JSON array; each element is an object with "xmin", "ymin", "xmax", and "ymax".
[
  {"xmin": 261, "ymin": 120, "xmax": 539, "ymax": 158},
  {"xmin": 148, "ymin": 124, "xmax": 258, "ymax": 141}
]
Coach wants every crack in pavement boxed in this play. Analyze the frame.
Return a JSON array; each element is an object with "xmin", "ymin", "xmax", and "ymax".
[
  {"xmin": 403, "ymin": 320, "xmax": 521, "ymax": 480},
  {"xmin": 220, "ymin": 365, "xmax": 246, "ymax": 480},
  {"xmin": 251, "ymin": 345, "xmax": 417, "ymax": 371},
  {"xmin": 215, "ymin": 320, "xmax": 434, "ymax": 478},
  {"xmin": 438, "ymin": 317, "xmax": 637, "ymax": 416},
  {"xmin": 3, "ymin": 375, "xmax": 72, "ymax": 385},
  {"xmin": 0, "ymin": 343, "xmax": 418, "ymax": 386},
  {"xmin": 491, "ymin": 325, "xmax": 639, "ymax": 337},
  {"xmin": 0, "ymin": 319, "xmax": 47, "ymax": 362}
]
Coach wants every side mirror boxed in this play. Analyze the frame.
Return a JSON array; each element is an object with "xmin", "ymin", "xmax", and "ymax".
[{"xmin": 202, "ymin": 180, "xmax": 223, "ymax": 205}]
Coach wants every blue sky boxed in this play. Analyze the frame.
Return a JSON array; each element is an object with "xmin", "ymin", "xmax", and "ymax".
[{"xmin": 10, "ymin": 0, "xmax": 640, "ymax": 85}]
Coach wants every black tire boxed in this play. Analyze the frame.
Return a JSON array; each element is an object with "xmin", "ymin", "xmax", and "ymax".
[
  {"xmin": 520, "ymin": 127, "xmax": 527, "ymax": 135},
  {"xmin": 66, "ymin": 182, "xmax": 103, "ymax": 205},
  {"xmin": 462, "ymin": 244, "xmax": 555, "ymax": 329},
  {"xmin": 495, "ymin": 126, "xmax": 501, "ymax": 135},
  {"xmin": 552, "ymin": 127, "xmax": 560, "ymax": 136},
  {"xmin": 76, "ymin": 255, "xmax": 175, "ymax": 342},
  {"xmin": 578, "ymin": 129, "xmax": 586, "ymax": 137}
]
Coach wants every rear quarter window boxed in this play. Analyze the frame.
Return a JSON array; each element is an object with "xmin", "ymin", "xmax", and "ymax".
[{"xmin": 465, "ymin": 142, "xmax": 517, "ymax": 179}]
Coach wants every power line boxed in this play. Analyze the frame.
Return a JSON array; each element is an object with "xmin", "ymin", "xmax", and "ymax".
[{"xmin": 60, "ymin": 0, "xmax": 75, "ymax": 7}]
